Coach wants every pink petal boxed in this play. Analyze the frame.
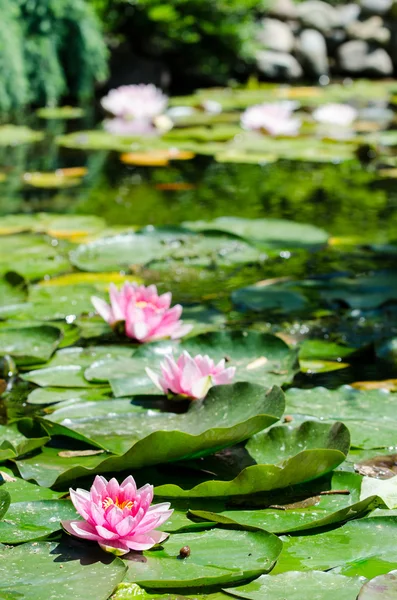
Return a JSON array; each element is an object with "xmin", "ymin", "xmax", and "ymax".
[
  {"xmin": 212, "ymin": 366, "xmax": 236, "ymax": 385},
  {"xmin": 146, "ymin": 367, "xmax": 163, "ymax": 391},
  {"xmin": 125, "ymin": 530, "xmax": 169, "ymax": 551},
  {"xmin": 105, "ymin": 477, "xmax": 120, "ymax": 499},
  {"xmin": 90, "ymin": 475, "xmax": 108, "ymax": 503},
  {"xmin": 116, "ymin": 516, "xmax": 135, "ymax": 537},
  {"xmin": 62, "ymin": 520, "xmax": 101, "ymax": 541},
  {"xmin": 170, "ymin": 322, "xmax": 193, "ymax": 340},
  {"xmin": 120, "ymin": 475, "xmax": 137, "ymax": 492},
  {"xmin": 109, "ymin": 284, "xmax": 125, "ymax": 321},
  {"xmin": 95, "ymin": 525, "xmax": 119, "ymax": 540},
  {"xmin": 91, "ymin": 296, "xmax": 113, "ymax": 324},
  {"xmin": 69, "ymin": 488, "xmax": 91, "ymax": 521},
  {"xmin": 106, "ymin": 505, "xmax": 124, "ymax": 529}
]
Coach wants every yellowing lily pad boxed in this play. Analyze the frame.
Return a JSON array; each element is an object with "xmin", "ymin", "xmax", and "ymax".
[
  {"xmin": 38, "ymin": 271, "xmax": 142, "ymax": 287},
  {"xmin": 120, "ymin": 149, "xmax": 195, "ymax": 166},
  {"xmin": 22, "ymin": 172, "xmax": 82, "ymax": 189}
]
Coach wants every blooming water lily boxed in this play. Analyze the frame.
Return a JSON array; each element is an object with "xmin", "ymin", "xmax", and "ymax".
[
  {"xmin": 240, "ymin": 101, "xmax": 301, "ymax": 136},
  {"xmin": 62, "ymin": 475, "xmax": 172, "ymax": 556},
  {"xmin": 146, "ymin": 350, "xmax": 236, "ymax": 400},
  {"xmin": 101, "ymin": 84, "xmax": 168, "ymax": 121},
  {"xmin": 312, "ymin": 103, "xmax": 358, "ymax": 127},
  {"xmin": 92, "ymin": 283, "xmax": 192, "ymax": 343}
]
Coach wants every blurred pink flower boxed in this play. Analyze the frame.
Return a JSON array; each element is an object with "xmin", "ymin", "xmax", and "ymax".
[
  {"xmin": 101, "ymin": 84, "xmax": 168, "ymax": 120},
  {"xmin": 240, "ymin": 101, "xmax": 301, "ymax": 136},
  {"xmin": 146, "ymin": 350, "xmax": 236, "ymax": 400},
  {"xmin": 91, "ymin": 283, "xmax": 192, "ymax": 342},
  {"xmin": 313, "ymin": 103, "xmax": 357, "ymax": 127},
  {"xmin": 62, "ymin": 475, "xmax": 172, "ymax": 556}
]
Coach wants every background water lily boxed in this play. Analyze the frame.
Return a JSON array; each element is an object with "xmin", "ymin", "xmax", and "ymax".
[
  {"xmin": 146, "ymin": 350, "xmax": 236, "ymax": 399},
  {"xmin": 313, "ymin": 103, "xmax": 358, "ymax": 127},
  {"xmin": 240, "ymin": 101, "xmax": 301, "ymax": 136},
  {"xmin": 91, "ymin": 283, "xmax": 192, "ymax": 342},
  {"xmin": 100, "ymin": 84, "xmax": 168, "ymax": 121},
  {"xmin": 62, "ymin": 475, "xmax": 172, "ymax": 555}
]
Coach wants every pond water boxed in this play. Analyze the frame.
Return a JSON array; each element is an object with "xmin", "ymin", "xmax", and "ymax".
[{"xmin": 2, "ymin": 83, "xmax": 397, "ymax": 599}]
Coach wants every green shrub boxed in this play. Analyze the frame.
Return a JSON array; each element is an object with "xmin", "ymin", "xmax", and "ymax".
[
  {"xmin": 94, "ymin": 0, "xmax": 263, "ymax": 85},
  {"xmin": 0, "ymin": 0, "xmax": 108, "ymax": 111}
]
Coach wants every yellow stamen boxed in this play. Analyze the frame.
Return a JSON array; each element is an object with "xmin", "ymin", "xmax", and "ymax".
[
  {"xmin": 102, "ymin": 496, "xmax": 134, "ymax": 510},
  {"xmin": 135, "ymin": 301, "xmax": 148, "ymax": 308}
]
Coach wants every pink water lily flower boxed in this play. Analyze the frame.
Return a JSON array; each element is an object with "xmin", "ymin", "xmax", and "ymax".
[
  {"xmin": 104, "ymin": 118, "xmax": 159, "ymax": 137},
  {"xmin": 146, "ymin": 351, "xmax": 236, "ymax": 400},
  {"xmin": 240, "ymin": 101, "xmax": 301, "ymax": 136},
  {"xmin": 101, "ymin": 84, "xmax": 168, "ymax": 121},
  {"xmin": 62, "ymin": 475, "xmax": 173, "ymax": 556},
  {"xmin": 313, "ymin": 103, "xmax": 358, "ymax": 127},
  {"xmin": 91, "ymin": 283, "xmax": 192, "ymax": 343}
]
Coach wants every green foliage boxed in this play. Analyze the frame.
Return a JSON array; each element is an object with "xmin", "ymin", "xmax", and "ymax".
[
  {"xmin": 0, "ymin": 0, "xmax": 108, "ymax": 111},
  {"xmin": 106, "ymin": 0, "xmax": 262, "ymax": 84}
]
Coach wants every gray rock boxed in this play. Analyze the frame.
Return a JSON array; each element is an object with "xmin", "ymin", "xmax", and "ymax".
[
  {"xmin": 257, "ymin": 18, "xmax": 295, "ymax": 53},
  {"xmin": 297, "ymin": 1, "xmax": 339, "ymax": 32},
  {"xmin": 347, "ymin": 16, "xmax": 390, "ymax": 45},
  {"xmin": 338, "ymin": 40, "xmax": 371, "ymax": 72},
  {"xmin": 268, "ymin": 0, "xmax": 297, "ymax": 20},
  {"xmin": 256, "ymin": 50, "xmax": 303, "ymax": 79},
  {"xmin": 365, "ymin": 48, "xmax": 393, "ymax": 75},
  {"xmin": 360, "ymin": 0, "xmax": 392, "ymax": 16},
  {"xmin": 298, "ymin": 29, "xmax": 329, "ymax": 77},
  {"xmin": 336, "ymin": 4, "xmax": 361, "ymax": 27},
  {"xmin": 338, "ymin": 40, "xmax": 393, "ymax": 75}
]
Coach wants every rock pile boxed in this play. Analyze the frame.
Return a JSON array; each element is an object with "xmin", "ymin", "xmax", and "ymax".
[{"xmin": 257, "ymin": 0, "xmax": 397, "ymax": 79}]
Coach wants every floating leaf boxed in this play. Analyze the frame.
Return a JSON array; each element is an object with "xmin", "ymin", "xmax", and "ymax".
[
  {"xmin": 226, "ymin": 571, "xmax": 364, "ymax": 600},
  {"xmin": 36, "ymin": 106, "xmax": 85, "ymax": 120},
  {"xmin": 16, "ymin": 384, "xmax": 284, "ymax": 487},
  {"xmin": 0, "ymin": 541, "xmax": 127, "ymax": 599},
  {"xmin": 0, "ymin": 125, "xmax": 44, "ymax": 146},
  {"xmin": 122, "ymin": 528, "xmax": 282, "ymax": 588}
]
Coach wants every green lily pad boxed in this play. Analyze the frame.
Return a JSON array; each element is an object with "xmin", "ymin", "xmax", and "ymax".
[
  {"xmin": 358, "ymin": 570, "xmax": 397, "ymax": 599},
  {"xmin": 182, "ymin": 331, "xmax": 298, "ymax": 388},
  {"xmin": 155, "ymin": 429, "xmax": 348, "ymax": 499},
  {"xmin": 0, "ymin": 125, "xmax": 44, "ymax": 146},
  {"xmin": 0, "ymin": 234, "xmax": 70, "ymax": 281},
  {"xmin": 246, "ymin": 421, "xmax": 350, "ymax": 464},
  {"xmin": 286, "ymin": 386, "xmax": 397, "ymax": 449},
  {"xmin": 273, "ymin": 516, "xmax": 397, "ymax": 578},
  {"xmin": 190, "ymin": 480, "xmax": 382, "ymax": 535},
  {"xmin": 0, "ymin": 324, "xmax": 61, "ymax": 365},
  {"xmin": 0, "ymin": 489, "xmax": 10, "ymax": 520},
  {"xmin": 0, "ymin": 272, "xmax": 27, "ymax": 308},
  {"xmin": 36, "ymin": 106, "xmax": 85, "ymax": 120},
  {"xmin": 0, "ymin": 467, "xmax": 61, "ymax": 502},
  {"xmin": 22, "ymin": 346, "xmax": 132, "ymax": 388},
  {"xmin": 0, "ymin": 499, "xmax": 77, "ymax": 543},
  {"xmin": 16, "ymin": 384, "xmax": 284, "ymax": 487},
  {"xmin": 232, "ymin": 285, "xmax": 309, "ymax": 313},
  {"xmin": 226, "ymin": 571, "xmax": 365, "ymax": 600},
  {"xmin": 122, "ymin": 528, "xmax": 282, "ymax": 588},
  {"xmin": 70, "ymin": 228, "xmax": 262, "ymax": 272},
  {"xmin": 0, "ymin": 541, "xmax": 127, "ymax": 599},
  {"xmin": 184, "ymin": 217, "xmax": 329, "ymax": 250},
  {"xmin": 0, "ymin": 423, "xmax": 49, "ymax": 461},
  {"xmin": 27, "ymin": 387, "xmax": 111, "ymax": 405}
]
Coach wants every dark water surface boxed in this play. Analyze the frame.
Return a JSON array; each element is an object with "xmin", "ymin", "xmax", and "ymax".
[{"xmin": 2, "ymin": 112, "xmax": 397, "ymax": 392}]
